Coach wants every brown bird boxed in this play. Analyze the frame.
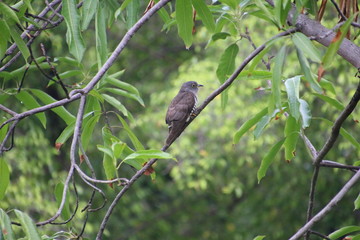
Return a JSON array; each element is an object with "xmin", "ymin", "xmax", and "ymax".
[{"xmin": 165, "ymin": 81, "xmax": 203, "ymax": 147}]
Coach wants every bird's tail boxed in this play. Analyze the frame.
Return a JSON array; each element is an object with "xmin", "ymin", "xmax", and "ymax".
[{"xmin": 165, "ymin": 121, "xmax": 185, "ymax": 147}]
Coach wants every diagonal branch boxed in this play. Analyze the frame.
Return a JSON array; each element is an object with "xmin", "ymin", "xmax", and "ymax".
[{"xmin": 95, "ymin": 28, "xmax": 297, "ymax": 240}]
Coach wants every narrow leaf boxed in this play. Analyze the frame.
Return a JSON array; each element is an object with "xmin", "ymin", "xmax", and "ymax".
[
  {"xmin": 284, "ymin": 116, "xmax": 300, "ymax": 161},
  {"xmin": 9, "ymin": 27, "xmax": 30, "ymax": 62},
  {"xmin": 233, "ymin": 107, "xmax": 268, "ymax": 144},
  {"xmin": 0, "ymin": 158, "xmax": 10, "ymax": 200},
  {"xmin": 192, "ymin": 0, "xmax": 215, "ymax": 32},
  {"xmin": 14, "ymin": 210, "xmax": 41, "ymax": 240},
  {"xmin": 292, "ymin": 32, "xmax": 321, "ymax": 62},
  {"xmin": 0, "ymin": 2, "xmax": 20, "ymax": 24},
  {"xmin": 253, "ymin": 236, "xmax": 266, "ymax": 240},
  {"xmin": 30, "ymin": 89, "xmax": 75, "ymax": 124},
  {"xmin": 0, "ymin": 209, "xmax": 14, "ymax": 240},
  {"xmin": 96, "ymin": 4, "xmax": 108, "ymax": 69},
  {"xmin": 81, "ymin": 0, "xmax": 98, "ymax": 30},
  {"xmin": 81, "ymin": 114, "xmax": 100, "ymax": 151},
  {"xmin": 257, "ymin": 138, "xmax": 285, "ymax": 183},
  {"xmin": 285, "ymin": 76, "xmax": 301, "ymax": 120},
  {"xmin": 55, "ymin": 121, "xmax": 75, "ymax": 146},
  {"xmin": 104, "ymin": 76, "xmax": 139, "ymax": 95},
  {"xmin": 126, "ymin": 0, "xmax": 140, "ymax": 29},
  {"xmin": 62, "ymin": 0, "xmax": 85, "ymax": 61},
  {"xmin": 54, "ymin": 183, "xmax": 71, "ymax": 220},
  {"xmin": 312, "ymin": 93, "xmax": 344, "ymax": 110},
  {"xmin": 116, "ymin": 114, "xmax": 144, "ymax": 150},
  {"xmin": 272, "ymin": 46, "xmax": 286, "ymax": 108},
  {"xmin": 102, "ymin": 94, "xmax": 128, "ymax": 116},
  {"xmin": 299, "ymin": 99, "xmax": 311, "ymax": 128},
  {"xmin": 254, "ymin": 115, "xmax": 271, "ymax": 139},
  {"xmin": 322, "ymin": 15, "xmax": 355, "ymax": 69},
  {"xmin": 355, "ymin": 194, "xmax": 360, "ymax": 210},
  {"xmin": 101, "ymin": 88, "xmax": 144, "ymax": 106},
  {"xmin": 15, "ymin": 91, "xmax": 47, "ymax": 128},
  {"xmin": 124, "ymin": 149, "xmax": 175, "ymax": 161},
  {"xmin": 328, "ymin": 226, "xmax": 360, "ymax": 240},
  {"xmin": 176, "ymin": 0, "xmax": 193, "ymax": 48},
  {"xmin": 0, "ymin": 20, "xmax": 11, "ymax": 59},
  {"xmin": 216, "ymin": 43, "xmax": 239, "ymax": 83},
  {"xmin": 295, "ymin": 47, "xmax": 322, "ymax": 93}
]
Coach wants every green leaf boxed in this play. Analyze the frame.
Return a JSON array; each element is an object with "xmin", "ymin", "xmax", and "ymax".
[
  {"xmin": 81, "ymin": 114, "xmax": 100, "ymax": 151},
  {"xmin": 285, "ymin": 76, "xmax": 301, "ymax": 120},
  {"xmin": 292, "ymin": 32, "xmax": 321, "ymax": 62},
  {"xmin": 176, "ymin": 0, "xmax": 193, "ymax": 48},
  {"xmin": 81, "ymin": 0, "xmax": 98, "ymax": 30},
  {"xmin": 0, "ymin": 20, "xmax": 11, "ymax": 59},
  {"xmin": 96, "ymin": 4, "xmax": 108, "ymax": 69},
  {"xmin": 55, "ymin": 121, "xmax": 75, "ymax": 146},
  {"xmin": 9, "ymin": 27, "xmax": 30, "ymax": 63},
  {"xmin": 0, "ymin": 158, "xmax": 10, "ymax": 200},
  {"xmin": 116, "ymin": 114, "xmax": 144, "ymax": 150},
  {"xmin": 14, "ymin": 210, "xmax": 41, "ymax": 240},
  {"xmin": 253, "ymin": 236, "xmax": 266, "ymax": 240},
  {"xmin": 272, "ymin": 46, "xmax": 286, "ymax": 108},
  {"xmin": 284, "ymin": 116, "xmax": 300, "ymax": 161},
  {"xmin": 233, "ymin": 107, "xmax": 268, "ymax": 144},
  {"xmin": 319, "ymin": 78, "xmax": 336, "ymax": 95},
  {"xmin": 192, "ymin": 0, "xmax": 215, "ymax": 32},
  {"xmin": 254, "ymin": 115, "xmax": 271, "ymax": 139},
  {"xmin": 0, "ymin": 2, "xmax": 20, "ymax": 24},
  {"xmin": 112, "ymin": 142, "xmax": 126, "ymax": 159},
  {"xmin": 237, "ymin": 70, "xmax": 272, "ymax": 81},
  {"xmin": 312, "ymin": 93, "xmax": 344, "ymax": 110},
  {"xmin": 58, "ymin": 70, "xmax": 83, "ymax": 80},
  {"xmin": 0, "ymin": 124, "xmax": 9, "ymax": 143},
  {"xmin": 299, "ymin": 99, "xmax": 311, "ymax": 128},
  {"xmin": 216, "ymin": 43, "xmax": 239, "ymax": 83},
  {"xmin": 103, "ymin": 151, "xmax": 116, "ymax": 180},
  {"xmin": 104, "ymin": 76, "xmax": 139, "ymax": 95},
  {"xmin": 295, "ymin": 47, "xmax": 322, "ymax": 93},
  {"xmin": 322, "ymin": 15, "xmax": 355, "ymax": 69},
  {"xmin": 54, "ymin": 183, "xmax": 71, "ymax": 220},
  {"xmin": 30, "ymin": 89, "xmax": 75, "ymax": 125},
  {"xmin": 211, "ymin": 32, "xmax": 231, "ymax": 41},
  {"xmin": 316, "ymin": 117, "xmax": 360, "ymax": 151},
  {"xmin": 355, "ymin": 194, "xmax": 360, "ymax": 210},
  {"xmin": 126, "ymin": 0, "xmax": 140, "ymax": 29},
  {"xmin": 102, "ymin": 94, "xmax": 128, "ymax": 116},
  {"xmin": 124, "ymin": 149, "xmax": 175, "ymax": 161},
  {"xmin": 62, "ymin": 0, "xmax": 86, "ymax": 62},
  {"xmin": 220, "ymin": 0, "xmax": 238, "ymax": 9},
  {"xmin": 257, "ymin": 138, "xmax": 285, "ymax": 183},
  {"xmin": 15, "ymin": 91, "xmax": 47, "ymax": 128},
  {"xmin": 101, "ymin": 88, "xmax": 145, "ymax": 106},
  {"xmin": 328, "ymin": 226, "xmax": 360, "ymax": 240},
  {"xmin": 0, "ymin": 209, "xmax": 14, "ymax": 240}
]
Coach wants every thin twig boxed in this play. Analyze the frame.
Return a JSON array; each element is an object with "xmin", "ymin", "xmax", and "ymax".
[{"xmin": 330, "ymin": 0, "xmax": 360, "ymax": 28}]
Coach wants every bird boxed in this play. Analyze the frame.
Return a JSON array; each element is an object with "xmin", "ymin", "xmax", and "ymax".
[{"xmin": 165, "ymin": 81, "xmax": 203, "ymax": 147}]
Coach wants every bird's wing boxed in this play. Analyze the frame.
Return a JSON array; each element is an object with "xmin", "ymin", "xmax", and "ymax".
[{"xmin": 165, "ymin": 92, "xmax": 196, "ymax": 124}]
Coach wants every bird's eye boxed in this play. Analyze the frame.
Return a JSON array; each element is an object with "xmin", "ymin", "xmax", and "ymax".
[{"xmin": 192, "ymin": 83, "xmax": 196, "ymax": 87}]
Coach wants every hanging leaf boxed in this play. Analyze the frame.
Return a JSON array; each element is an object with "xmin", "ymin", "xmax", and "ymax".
[
  {"xmin": 0, "ymin": 158, "xmax": 10, "ymax": 200},
  {"xmin": 284, "ymin": 116, "xmax": 300, "ymax": 161},
  {"xmin": 233, "ymin": 107, "xmax": 268, "ymax": 144},
  {"xmin": 257, "ymin": 138, "xmax": 285, "ymax": 183},
  {"xmin": 62, "ymin": 0, "xmax": 85, "ymax": 62},
  {"xmin": 328, "ymin": 226, "xmax": 360, "ymax": 240},
  {"xmin": 15, "ymin": 210, "xmax": 41, "ymax": 240},
  {"xmin": 292, "ymin": 32, "xmax": 321, "ymax": 63},
  {"xmin": 216, "ymin": 43, "xmax": 239, "ymax": 83},
  {"xmin": 0, "ymin": 209, "xmax": 15, "ymax": 240},
  {"xmin": 192, "ymin": 0, "xmax": 215, "ymax": 32},
  {"xmin": 176, "ymin": 0, "xmax": 193, "ymax": 48},
  {"xmin": 322, "ymin": 15, "xmax": 355, "ymax": 69},
  {"xmin": 299, "ymin": 99, "xmax": 311, "ymax": 129},
  {"xmin": 272, "ymin": 46, "xmax": 286, "ymax": 109},
  {"xmin": 285, "ymin": 76, "xmax": 301, "ymax": 120},
  {"xmin": 15, "ymin": 91, "xmax": 47, "ymax": 128}
]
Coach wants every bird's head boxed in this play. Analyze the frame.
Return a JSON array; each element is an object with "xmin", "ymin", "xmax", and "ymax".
[{"xmin": 180, "ymin": 81, "xmax": 204, "ymax": 93}]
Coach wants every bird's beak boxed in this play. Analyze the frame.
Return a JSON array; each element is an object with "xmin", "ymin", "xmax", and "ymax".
[{"xmin": 198, "ymin": 84, "xmax": 204, "ymax": 87}]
